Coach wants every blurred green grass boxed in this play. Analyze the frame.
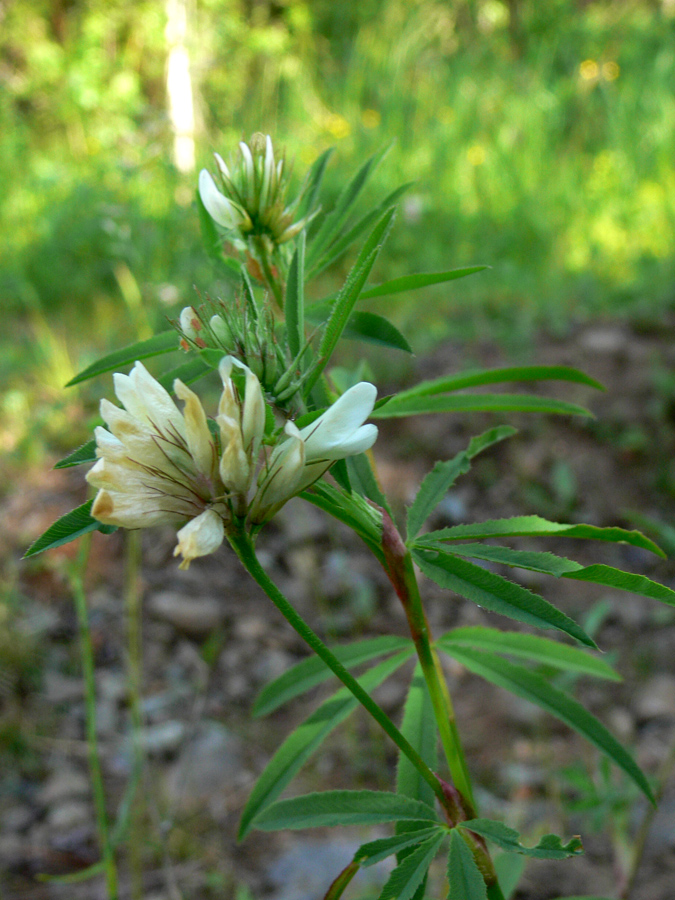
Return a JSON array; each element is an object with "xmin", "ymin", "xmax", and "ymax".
[{"xmin": 1, "ymin": 0, "xmax": 675, "ymax": 462}]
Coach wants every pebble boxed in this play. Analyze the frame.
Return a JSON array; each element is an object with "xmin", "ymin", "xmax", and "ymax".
[
  {"xmin": 46, "ymin": 800, "xmax": 91, "ymax": 830},
  {"xmin": 43, "ymin": 672, "xmax": 84, "ymax": 704},
  {"xmin": 635, "ymin": 674, "xmax": 675, "ymax": 720},
  {"xmin": 137, "ymin": 720, "xmax": 186, "ymax": 756},
  {"xmin": 38, "ymin": 769, "xmax": 90, "ymax": 807},
  {"xmin": 148, "ymin": 591, "xmax": 226, "ymax": 638},
  {"xmin": 1, "ymin": 804, "xmax": 35, "ymax": 833}
]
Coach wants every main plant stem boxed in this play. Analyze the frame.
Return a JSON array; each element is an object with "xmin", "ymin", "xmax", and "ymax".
[
  {"xmin": 228, "ymin": 527, "xmax": 449, "ymax": 812},
  {"xmin": 68, "ymin": 537, "xmax": 119, "ymax": 900},
  {"xmin": 381, "ymin": 513, "xmax": 476, "ymax": 812}
]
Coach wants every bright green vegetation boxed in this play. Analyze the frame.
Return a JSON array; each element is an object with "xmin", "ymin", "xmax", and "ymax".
[{"xmin": 1, "ymin": 1, "xmax": 674, "ymax": 384}]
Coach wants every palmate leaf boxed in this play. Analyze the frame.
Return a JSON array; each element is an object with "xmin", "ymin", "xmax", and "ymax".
[
  {"xmin": 252, "ymin": 790, "xmax": 440, "ymax": 831},
  {"xmin": 252, "ymin": 635, "xmax": 413, "ymax": 716},
  {"xmin": 447, "ymin": 830, "xmax": 488, "ymax": 900},
  {"xmin": 412, "ymin": 547, "xmax": 594, "ymax": 646},
  {"xmin": 437, "ymin": 627, "xmax": 620, "ymax": 682},
  {"xmin": 372, "ymin": 392, "xmax": 592, "ymax": 419},
  {"xmin": 415, "ymin": 515, "xmax": 664, "ymax": 558},
  {"xmin": 24, "ymin": 499, "xmax": 116, "ymax": 558},
  {"xmin": 66, "ymin": 331, "xmax": 178, "ymax": 386},
  {"xmin": 447, "ymin": 648, "xmax": 653, "ymax": 801},
  {"xmin": 459, "ymin": 819, "xmax": 583, "ymax": 860},
  {"xmin": 406, "ymin": 426, "xmax": 516, "ymax": 541},
  {"xmin": 239, "ymin": 650, "xmax": 413, "ymax": 839},
  {"xmin": 378, "ymin": 831, "xmax": 446, "ymax": 900},
  {"xmin": 306, "ymin": 145, "xmax": 390, "ymax": 269}
]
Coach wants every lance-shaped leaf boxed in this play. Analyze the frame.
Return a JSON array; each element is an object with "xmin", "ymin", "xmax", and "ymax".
[
  {"xmin": 414, "ymin": 516, "xmax": 664, "ymax": 558},
  {"xmin": 406, "ymin": 426, "xmax": 516, "ymax": 541},
  {"xmin": 437, "ymin": 627, "xmax": 620, "ymax": 682},
  {"xmin": 66, "ymin": 331, "xmax": 178, "ymax": 386},
  {"xmin": 239, "ymin": 650, "xmax": 413, "ymax": 839},
  {"xmin": 373, "ymin": 392, "xmax": 592, "ymax": 419},
  {"xmin": 308, "ymin": 310, "xmax": 412, "ymax": 353},
  {"xmin": 55, "ymin": 439, "xmax": 98, "ymax": 469},
  {"xmin": 253, "ymin": 635, "xmax": 413, "ymax": 716},
  {"xmin": 252, "ymin": 790, "xmax": 440, "ymax": 831},
  {"xmin": 446, "ymin": 648, "xmax": 654, "ymax": 801},
  {"xmin": 436, "ymin": 543, "xmax": 585, "ymax": 577},
  {"xmin": 306, "ymin": 208, "xmax": 396, "ymax": 394},
  {"xmin": 306, "ymin": 145, "xmax": 390, "ymax": 268},
  {"xmin": 447, "ymin": 830, "xmax": 489, "ymax": 900},
  {"xmin": 355, "ymin": 826, "xmax": 443, "ymax": 867},
  {"xmin": 285, "ymin": 231, "xmax": 305, "ymax": 360},
  {"xmin": 397, "ymin": 666, "xmax": 439, "ymax": 811},
  {"xmin": 301, "ymin": 481, "xmax": 385, "ymax": 563},
  {"xmin": 378, "ymin": 831, "xmax": 446, "ymax": 900},
  {"xmin": 412, "ymin": 547, "xmax": 594, "ymax": 646},
  {"xmin": 24, "ymin": 499, "xmax": 116, "ymax": 558},
  {"xmin": 381, "ymin": 365, "xmax": 604, "ymax": 399},
  {"xmin": 157, "ymin": 357, "xmax": 211, "ymax": 391},
  {"xmin": 297, "ymin": 146, "xmax": 334, "ymax": 218},
  {"xmin": 459, "ymin": 819, "xmax": 583, "ymax": 860},
  {"xmin": 359, "ymin": 266, "xmax": 489, "ymax": 301},
  {"xmin": 309, "ymin": 182, "xmax": 414, "ymax": 278},
  {"xmin": 561, "ymin": 564, "xmax": 675, "ymax": 607}
]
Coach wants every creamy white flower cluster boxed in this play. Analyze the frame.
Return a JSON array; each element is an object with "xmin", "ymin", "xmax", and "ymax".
[
  {"xmin": 87, "ymin": 358, "xmax": 377, "ymax": 569},
  {"xmin": 198, "ymin": 133, "xmax": 316, "ymax": 248}
]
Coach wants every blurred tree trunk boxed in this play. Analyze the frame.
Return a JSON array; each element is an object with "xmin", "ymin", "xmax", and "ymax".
[{"xmin": 165, "ymin": 0, "xmax": 195, "ymax": 173}]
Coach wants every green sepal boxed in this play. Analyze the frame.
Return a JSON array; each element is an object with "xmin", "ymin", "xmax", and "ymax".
[
  {"xmin": 24, "ymin": 499, "xmax": 117, "ymax": 559},
  {"xmin": 66, "ymin": 331, "xmax": 178, "ymax": 386},
  {"xmin": 301, "ymin": 480, "xmax": 385, "ymax": 562}
]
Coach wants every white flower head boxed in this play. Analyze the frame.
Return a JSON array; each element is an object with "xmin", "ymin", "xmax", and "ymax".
[{"xmin": 174, "ymin": 510, "xmax": 225, "ymax": 570}]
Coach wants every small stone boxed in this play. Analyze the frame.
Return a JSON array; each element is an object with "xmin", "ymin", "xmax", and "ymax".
[
  {"xmin": 46, "ymin": 800, "xmax": 91, "ymax": 830},
  {"xmin": 635, "ymin": 674, "xmax": 675, "ymax": 720},
  {"xmin": 43, "ymin": 672, "xmax": 83, "ymax": 703},
  {"xmin": 137, "ymin": 720, "xmax": 186, "ymax": 756},
  {"xmin": 233, "ymin": 616, "xmax": 269, "ymax": 642},
  {"xmin": 579, "ymin": 326, "xmax": 628, "ymax": 355},
  {"xmin": 38, "ymin": 769, "xmax": 90, "ymax": 807},
  {"xmin": 148, "ymin": 592, "xmax": 226, "ymax": 638},
  {"xmin": 1, "ymin": 805, "xmax": 35, "ymax": 833}
]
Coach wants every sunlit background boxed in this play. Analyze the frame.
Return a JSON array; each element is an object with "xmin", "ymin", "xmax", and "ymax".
[{"xmin": 2, "ymin": 0, "xmax": 675, "ymax": 462}]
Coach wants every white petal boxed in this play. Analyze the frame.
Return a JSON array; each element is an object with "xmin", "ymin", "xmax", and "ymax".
[
  {"xmin": 213, "ymin": 152, "xmax": 230, "ymax": 180},
  {"xmin": 317, "ymin": 423, "xmax": 378, "ymax": 460},
  {"xmin": 300, "ymin": 382, "xmax": 377, "ymax": 460},
  {"xmin": 91, "ymin": 489, "xmax": 185, "ymax": 528},
  {"xmin": 174, "ymin": 379, "xmax": 215, "ymax": 479},
  {"xmin": 199, "ymin": 169, "xmax": 237, "ymax": 228},
  {"xmin": 239, "ymin": 141, "xmax": 254, "ymax": 186},
  {"xmin": 173, "ymin": 509, "xmax": 224, "ymax": 570}
]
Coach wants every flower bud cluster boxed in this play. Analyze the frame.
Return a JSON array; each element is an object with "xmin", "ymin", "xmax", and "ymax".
[
  {"xmin": 87, "ymin": 358, "xmax": 378, "ymax": 569},
  {"xmin": 199, "ymin": 133, "xmax": 317, "ymax": 252}
]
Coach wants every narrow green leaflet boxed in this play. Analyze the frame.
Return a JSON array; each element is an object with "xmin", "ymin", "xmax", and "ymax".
[
  {"xmin": 382, "ymin": 365, "xmax": 604, "ymax": 399},
  {"xmin": 297, "ymin": 146, "xmax": 334, "ymax": 218},
  {"xmin": 373, "ymin": 392, "xmax": 592, "ymax": 419},
  {"xmin": 447, "ymin": 830, "xmax": 488, "ymax": 900},
  {"xmin": 157, "ymin": 357, "xmax": 211, "ymax": 391},
  {"xmin": 310, "ymin": 182, "xmax": 414, "ymax": 278},
  {"xmin": 397, "ymin": 666, "xmax": 439, "ymax": 810},
  {"xmin": 415, "ymin": 516, "xmax": 664, "ymax": 558},
  {"xmin": 307, "ymin": 208, "xmax": 395, "ymax": 394},
  {"xmin": 447, "ymin": 648, "xmax": 654, "ymax": 801},
  {"xmin": 406, "ymin": 426, "xmax": 516, "ymax": 541},
  {"xmin": 301, "ymin": 481, "xmax": 385, "ymax": 563},
  {"xmin": 342, "ymin": 311, "xmax": 413, "ymax": 352},
  {"xmin": 66, "ymin": 331, "xmax": 178, "ymax": 386},
  {"xmin": 252, "ymin": 635, "xmax": 413, "ymax": 717},
  {"xmin": 252, "ymin": 790, "xmax": 440, "ymax": 831},
  {"xmin": 459, "ymin": 820, "xmax": 583, "ymax": 860},
  {"xmin": 239, "ymin": 651, "xmax": 412, "ymax": 839},
  {"xmin": 562, "ymin": 564, "xmax": 675, "ymax": 607},
  {"xmin": 412, "ymin": 548, "xmax": 594, "ymax": 647},
  {"xmin": 24, "ymin": 500, "xmax": 116, "ymax": 558},
  {"xmin": 54, "ymin": 439, "xmax": 97, "ymax": 469},
  {"xmin": 378, "ymin": 831, "xmax": 446, "ymax": 900},
  {"xmin": 493, "ymin": 853, "xmax": 526, "ymax": 900},
  {"xmin": 360, "ymin": 266, "xmax": 488, "ymax": 301},
  {"xmin": 437, "ymin": 627, "xmax": 620, "ymax": 682},
  {"xmin": 355, "ymin": 827, "xmax": 443, "ymax": 867},
  {"xmin": 285, "ymin": 231, "xmax": 305, "ymax": 360},
  {"xmin": 346, "ymin": 451, "xmax": 393, "ymax": 516},
  {"xmin": 306, "ymin": 146, "xmax": 389, "ymax": 268},
  {"xmin": 436, "ymin": 543, "xmax": 583, "ymax": 577}
]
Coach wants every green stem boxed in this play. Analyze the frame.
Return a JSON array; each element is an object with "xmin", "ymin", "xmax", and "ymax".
[
  {"xmin": 381, "ymin": 515, "xmax": 475, "ymax": 811},
  {"xmin": 68, "ymin": 536, "xmax": 119, "ymax": 900},
  {"xmin": 227, "ymin": 526, "xmax": 449, "ymax": 812},
  {"xmin": 252, "ymin": 236, "xmax": 284, "ymax": 308}
]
